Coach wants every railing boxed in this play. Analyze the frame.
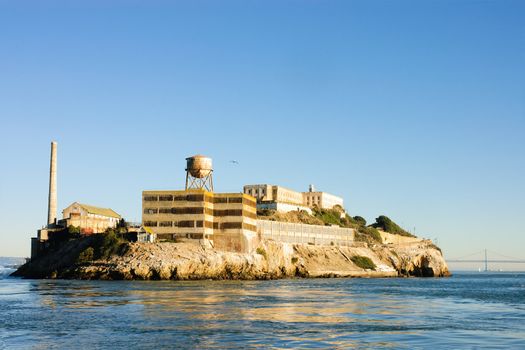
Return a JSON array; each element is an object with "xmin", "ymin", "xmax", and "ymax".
[{"xmin": 257, "ymin": 220, "xmax": 354, "ymax": 247}]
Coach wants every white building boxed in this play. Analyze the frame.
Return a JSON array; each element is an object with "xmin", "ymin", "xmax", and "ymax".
[
  {"xmin": 243, "ymin": 184, "xmax": 344, "ymax": 213},
  {"xmin": 243, "ymin": 184, "xmax": 312, "ymax": 213},
  {"xmin": 303, "ymin": 189, "xmax": 344, "ymax": 210}
]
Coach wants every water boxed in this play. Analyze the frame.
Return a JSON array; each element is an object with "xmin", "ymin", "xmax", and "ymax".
[{"xmin": 1, "ymin": 259, "xmax": 524, "ymax": 349}]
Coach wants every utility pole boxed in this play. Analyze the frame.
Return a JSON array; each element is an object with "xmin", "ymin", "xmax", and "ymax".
[{"xmin": 484, "ymin": 249, "xmax": 488, "ymax": 272}]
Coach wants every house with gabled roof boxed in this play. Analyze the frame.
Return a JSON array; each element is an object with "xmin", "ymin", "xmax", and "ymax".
[{"xmin": 60, "ymin": 202, "xmax": 121, "ymax": 234}]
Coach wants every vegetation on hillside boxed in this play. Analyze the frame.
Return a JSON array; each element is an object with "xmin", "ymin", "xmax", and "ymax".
[
  {"xmin": 257, "ymin": 209, "xmax": 325, "ymax": 225},
  {"xmin": 350, "ymin": 255, "xmax": 376, "ymax": 270},
  {"xmin": 371, "ymin": 215, "xmax": 415, "ymax": 237},
  {"xmin": 355, "ymin": 226, "xmax": 382, "ymax": 244},
  {"xmin": 256, "ymin": 247, "xmax": 267, "ymax": 259},
  {"xmin": 72, "ymin": 228, "xmax": 127, "ymax": 264}
]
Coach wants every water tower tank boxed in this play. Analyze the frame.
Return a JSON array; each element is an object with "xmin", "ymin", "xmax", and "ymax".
[{"xmin": 186, "ymin": 155, "xmax": 213, "ymax": 178}]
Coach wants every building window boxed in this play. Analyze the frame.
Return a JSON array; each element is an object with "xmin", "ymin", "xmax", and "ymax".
[
  {"xmin": 177, "ymin": 220, "xmax": 195, "ymax": 228},
  {"xmin": 159, "ymin": 195, "xmax": 173, "ymax": 201},
  {"xmin": 220, "ymin": 222, "xmax": 242, "ymax": 229},
  {"xmin": 214, "ymin": 209, "xmax": 243, "ymax": 217},
  {"xmin": 171, "ymin": 207, "xmax": 204, "ymax": 215},
  {"xmin": 144, "ymin": 208, "xmax": 158, "ymax": 214},
  {"xmin": 159, "ymin": 221, "xmax": 173, "ymax": 227},
  {"xmin": 187, "ymin": 194, "xmax": 204, "ymax": 202},
  {"xmin": 144, "ymin": 196, "xmax": 158, "ymax": 201},
  {"xmin": 143, "ymin": 221, "xmax": 158, "ymax": 227}
]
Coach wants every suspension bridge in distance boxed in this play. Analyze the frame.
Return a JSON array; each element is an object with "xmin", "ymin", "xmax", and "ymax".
[{"xmin": 447, "ymin": 249, "xmax": 525, "ymax": 271}]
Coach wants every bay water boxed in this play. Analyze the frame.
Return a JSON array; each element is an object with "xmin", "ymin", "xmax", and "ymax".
[{"xmin": 1, "ymin": 258, "xmax": 524, "ymax": 349}]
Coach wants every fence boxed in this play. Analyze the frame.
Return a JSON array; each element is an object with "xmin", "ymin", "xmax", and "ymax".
[{"xmin": 257, "ymin": 220, "xmax": 354, "ymax": 247}]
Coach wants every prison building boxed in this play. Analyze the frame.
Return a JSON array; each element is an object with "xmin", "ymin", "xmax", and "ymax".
[
  {"xmin": 142, "ymin": 189, "xmax": 257, "ymax": 253},
  {"xmin": 243, "ymin": 184, "xmax": 344, "ymax": 212},
  {"xmin": 303, "ymin": 190, "xmax": 344, "ymax": 210},
  {"xmin": 243, "ymin": 184, "xmax": 312, "ymax": 213},
  {"xmin": 60, "ymin": 202, "xmax": 121, "ymax": 234}
]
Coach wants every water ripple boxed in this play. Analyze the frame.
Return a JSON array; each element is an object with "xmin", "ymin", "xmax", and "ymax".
[{"xmin": 0, "ymin": 273, "xmax": 524, "ymax": 349}]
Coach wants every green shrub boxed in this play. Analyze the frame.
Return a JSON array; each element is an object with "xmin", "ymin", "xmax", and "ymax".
[
  {"xmin": 371, "ymin": 215, "xmax": 415, "ymax": 237},
  {"xmin": 313, "ymin": 208, "xmax": 344, "ymax": 227},
  {"xmin": 351, "ymin": 255, "xmax": 376, "ymax": 270},
  {"xmin": 68, "ymin": 225, "xmax": 81, "ymax": 235},
  {"xmin": 358, "ymin": 226, "xmax": 383, "ymax": 243},
  {"xmin": 291, "ymin": 257, "xmax": 298, "ymax": 264},
  {"xmin": 93, "ymin": 230, "xmax": 124, "ymax": 259},
  {"xmin": 257, "ymin": 209, "xmax": 275, "ymax": 217},
  {"xmin": 256, "ymin": 247, "xmax": 267, "ymax": 259},
  {"xmin": 353, "ymin": 216, "xmax": 367, "ymax": 226},
  {"xmin": 76, "ymin": 247, "xmax": 94, "ymax": 264}
]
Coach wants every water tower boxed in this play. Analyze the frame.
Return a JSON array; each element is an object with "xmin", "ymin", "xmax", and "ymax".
[{"xmin": 185, "ymin": 155, "xmax": 214, "ymax": 192}]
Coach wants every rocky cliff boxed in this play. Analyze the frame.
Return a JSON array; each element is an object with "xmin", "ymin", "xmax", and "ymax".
[{"xmin": 13, "ymin": 236, "xmax": 450, "ymax": 280}]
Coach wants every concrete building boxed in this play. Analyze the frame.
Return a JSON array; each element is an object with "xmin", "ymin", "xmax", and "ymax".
[
  {"xmin": 142, "ymin": 189, "xmax": 258, "ymax": 253},
  {"xmin": 243, "ymin": 184, "xmax": 312, "ymax": 213},
  {"xmin": 243, "ymin": 184, "xmax": 344, "ymax": 213},
  {"xmin": 60, "ymin": 202, "xmax": 121, "ymax": 234},
  {"xmin": 303, "ymin": 189, "xmax": 344, "ymax": 210}
]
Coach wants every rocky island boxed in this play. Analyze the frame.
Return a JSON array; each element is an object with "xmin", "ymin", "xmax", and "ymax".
[
  {"xmin": 17, "ymin": 145, "xmax": 449, "ymax": 280},
  {"xmin": 14, "ymin": 213, "xmax": 449, "ymax": 280}
]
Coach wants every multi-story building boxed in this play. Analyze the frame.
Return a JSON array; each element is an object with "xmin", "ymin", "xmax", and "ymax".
[
  {"xmin": 60, "ymin": 202, "xmax": 121, "ymax": 234},
  {"xmin": 142, "ymin": 189, "xmax": 257, "ymax": 253},
  {"xmin": 243, "ymin": 184, "xmax": 344, "ymax": 213},
  {"xmin": 303, "ymin": 190, "xmax": 344, "ymax": 210},
  {"xmin": 243, "ymin": 184, "xmax": 312, "ymax": 213}
]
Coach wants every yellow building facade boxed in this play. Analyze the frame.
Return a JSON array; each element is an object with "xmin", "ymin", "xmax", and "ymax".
[
  {"xmin": 142, "ymin": 189, "xmax": 258, "ymax": 253},
  {"xmin": 61, "ymin": 202, "xmax": 121, "ymax": 234}
]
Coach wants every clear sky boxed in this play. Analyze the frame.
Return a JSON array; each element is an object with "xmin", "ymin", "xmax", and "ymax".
[{"xmin": 0, "ymin": 1, "xmax": 524, "ymax": 267}]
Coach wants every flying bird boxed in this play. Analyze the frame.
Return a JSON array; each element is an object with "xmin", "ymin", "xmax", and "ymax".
[{"xmin": 229, "ymin": 160, "xmax": 239, "ymax": 165}]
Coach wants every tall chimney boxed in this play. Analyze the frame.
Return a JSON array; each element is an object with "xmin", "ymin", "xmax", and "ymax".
[{"xmin": 47, "ymin": 141, "xmax": 57, "ymax": 226}]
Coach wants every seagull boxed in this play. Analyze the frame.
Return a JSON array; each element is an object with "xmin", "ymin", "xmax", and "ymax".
[{"xmin": 229, "ymin": 160, "xmax": 239, "ymax": 165}]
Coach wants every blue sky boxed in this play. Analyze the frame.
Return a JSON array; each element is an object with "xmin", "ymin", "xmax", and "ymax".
[{"xmin": 0, "ymin": 0, "xmax": 524, "ymax": 265}]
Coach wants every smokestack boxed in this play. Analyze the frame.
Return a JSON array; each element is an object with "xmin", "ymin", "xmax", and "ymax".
[{"xmin": 47, "ymin": 141, "xmax": 57, "ymax": 226}]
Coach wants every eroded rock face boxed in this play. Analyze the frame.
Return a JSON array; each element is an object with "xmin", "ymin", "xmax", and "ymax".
[
  {"xmin": 13, "ymin": 237, "xmax": 450, "ymax": 280},
  {"xmin": 388, "ymin": 242, "xmax": 450, "ymax": 277}
]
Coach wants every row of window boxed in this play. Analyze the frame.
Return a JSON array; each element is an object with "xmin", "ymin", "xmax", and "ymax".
[
  {"xmin": 143, "ymin": 207, "xmax": 257, "ymax": 218},
  {"xmin": 144, "ymin": 207, "xmax": 205, "ymax": 215},
  {"xmin": 144, "ymin": 194, "xmax": 256, "ymax": 206},
  {"xmin": 144, "ymin": 194, "xmax": 206, "ymax": 202},
  {"xmin": 143, "ymin": 220, "xmax": 257, "ymax": 231},
  {"xmin": 144, "ymin": 220, "xmax": 203, "ymax": 228},
  {"xmin": 245, "ymin": 188, "xmax": 267, "ymax": 197}
]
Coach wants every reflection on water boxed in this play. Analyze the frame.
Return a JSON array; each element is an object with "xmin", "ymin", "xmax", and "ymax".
[{"xmin": 1, "ymin": 274, "xmax": 525, "ymax": 349}]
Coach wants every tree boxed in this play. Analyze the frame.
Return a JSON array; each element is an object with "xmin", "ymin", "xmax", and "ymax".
[
  {"xmin": 353, "ymin": 216, "xmax": 367, "ymax": 226},
  {"xmin": 372, "ymin": 215, "xmax": 414, "ymax": 237}
]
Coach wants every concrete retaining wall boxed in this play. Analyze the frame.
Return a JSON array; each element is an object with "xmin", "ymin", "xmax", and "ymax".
[{"xmin": 257, "ymin": 220, "xmax": 354, "ymax": 246}]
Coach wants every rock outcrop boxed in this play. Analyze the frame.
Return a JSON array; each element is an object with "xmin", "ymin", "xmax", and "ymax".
[{"xmin": 13, "ymin": 236, "xmax": 450, "ymax": 280}]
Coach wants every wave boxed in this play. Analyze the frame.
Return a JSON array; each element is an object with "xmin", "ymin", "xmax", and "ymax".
[{"xmin": 0, "ymin": 257, "xmax": 25, "ymax": 279}]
